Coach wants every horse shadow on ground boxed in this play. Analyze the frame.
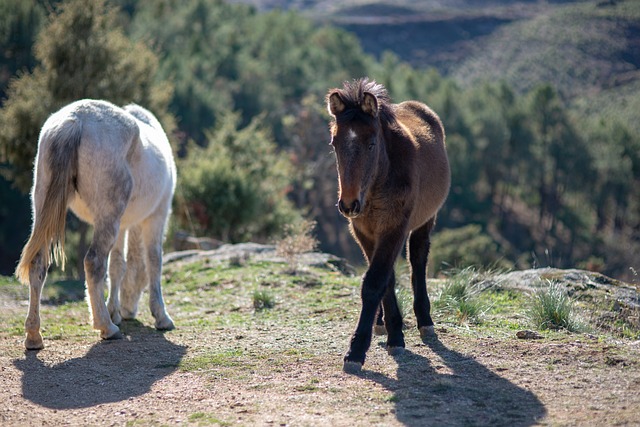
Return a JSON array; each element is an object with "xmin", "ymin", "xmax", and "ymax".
[
  {"xmin": 360, "ymin": 334, "xmax": 547, "ymax": 426},
  {"xmin": 13, "ymin": 320, "xmax": 186, "ymax": 409}
]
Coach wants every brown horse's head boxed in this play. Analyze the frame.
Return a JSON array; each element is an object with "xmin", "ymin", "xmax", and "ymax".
[{"xmin": 326, "ymin": 79, "xmax": 389, "ymax": 219}]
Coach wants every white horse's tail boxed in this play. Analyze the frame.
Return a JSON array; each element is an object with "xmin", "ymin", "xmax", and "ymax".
[{"xmin": 15, "ymin": 118, "xmax": 82, "ymax": 285}]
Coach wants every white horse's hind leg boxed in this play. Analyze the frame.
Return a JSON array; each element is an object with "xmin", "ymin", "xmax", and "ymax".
[
  {"xmin": 142, "ymin": 214, "xmax": 174, "ymax": 330},
  {"xmin": 106, "ymin": 230, "xmax": 127, "ymax": 325},
  {"xmin": 84, "ymin": 221, "xmax": 122, "ymax": 340},
  {"xmin": 25, "ymin": 251, "xmax": 48, "ymax": 350},
  {"xmin": 120, "ymin": 225, "xmax": 147, "ymax": 319}
]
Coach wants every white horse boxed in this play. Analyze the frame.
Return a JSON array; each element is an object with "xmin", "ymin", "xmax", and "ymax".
[{"xmin": 15, "ymin": 99, "xmax": 176, "ymax": 350}]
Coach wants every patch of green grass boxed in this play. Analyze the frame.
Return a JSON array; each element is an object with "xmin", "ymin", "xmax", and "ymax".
[
  {"xmin": 252, "ymin": 290, "xmax": 275, "ymax": 310},
  {"xmin": 180, "ymin": 349, "xmax": 244, "ymax": 371},
  {"xmin": 0, "ymin": 275, "xmax": 28, "ymax": 299},
  {"xmin": 188, "ymin": 412, "xmax": 231, "ymax": 426},
  {"xmin": 394, "ymin": 283, "xmax": 412, "ymax": 318},
  {"xmin": 295, "ymin": 379, "xmax": 320, "ymax": 392},
  {"xmin": 480, "ymin": 289, "xmax": 525, "ymax": 314},
  {"xmin": 527, "ymin": 280, "xmax": 586, "ymax": 332},
  {"xmin": 435, "ymin": 268, "xmax": 490, "ymax": 325},
  {"xmin": 43, "ymin": 279, "xmax": 85, "ymax": 304},
  {"xmin": 612, "ymin": 318, "xmax": 640, "ymax": 340}
]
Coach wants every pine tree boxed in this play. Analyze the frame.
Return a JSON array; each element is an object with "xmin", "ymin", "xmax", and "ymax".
[{"xmin": 0, "ymin": 0, "xmax": 173, "ymax": 192}]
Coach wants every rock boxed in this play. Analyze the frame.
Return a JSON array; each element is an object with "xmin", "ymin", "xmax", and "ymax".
[
  {"xmin": 173, "ymin": 231, "xmax": 223, "ymax": 251},
  {"xmin": 498, "ymin": 267, "xmax": 639, "ymax": 313},
  {"xmin": 163, "ymin": 242, "xmax": 356, "ymax": 276}
]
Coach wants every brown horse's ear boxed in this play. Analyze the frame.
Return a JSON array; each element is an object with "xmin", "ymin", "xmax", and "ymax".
[
  {"xmin": 362, "ymin": 92, "xmax": 378, "ymax": 117},
  {"xmin": 328, "ymin": 92, "xmax": 345, "ymax": 116}
]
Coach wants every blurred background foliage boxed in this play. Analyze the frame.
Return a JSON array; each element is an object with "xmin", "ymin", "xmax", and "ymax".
[{"xmin": 0, "ymin": 0, "xmax": 638, "ymax": 281}]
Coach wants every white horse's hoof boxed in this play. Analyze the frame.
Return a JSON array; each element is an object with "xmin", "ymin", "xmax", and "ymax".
[
  {"xmin": 419, "ymin": 326, "xmax": 435, "ymax": 339},
  {"xmin": 101, "ymin": 323, "xmax": 122, "ymax": 340},
  {"xmin": 387, "ymin": 346, "xmax": 405, "ymax": 356},
  {"xmin": 25, "ymin": 333, "xmax": 44, "ymax": 351},
  {"xmin": 343, "ymin": 360, "xmax": 363, "ymax": 374},
  {"xmin": 155, "ymin": 315, "xmax": 175, "ymax": 331},
  {"xmin": 103, "ymin": 330, "xmax": 123, "ymax": 341},
  {"xmin": 110, "ymin": 310, "xmax": 122, "ymax": 325},
  {"xmin": 373, "ymin": 325, "xmax": 387, "ymax": 336},
  {"xmin": 120, "ymin": 307, "xmax": 137, "ymax": 320}
]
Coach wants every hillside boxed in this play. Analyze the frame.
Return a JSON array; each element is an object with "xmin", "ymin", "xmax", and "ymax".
[
  {"xmin": 227, "ymin": 0, "xmax": 561, "ymax": 73},
  {"xmin": 1, "ymin": 244, "xmax": 639, "ymax": 425},
  {"xmin": 229, "ymin": 0, "xmax": 640, "ymax": 131}
]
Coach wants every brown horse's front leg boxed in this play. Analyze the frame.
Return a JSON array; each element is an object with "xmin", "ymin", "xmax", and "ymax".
[
  {"xmin": 344, "ymin": 261, "xmax": 392, "ymax": 372},
  {"xmin": 344, "ymin": 228, "xmax": 405, "ymax": 372}
]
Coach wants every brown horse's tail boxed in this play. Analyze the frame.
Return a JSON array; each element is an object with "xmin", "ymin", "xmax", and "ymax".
[{"xmin": 15, "ymin": 117, "xmax": 82, "ymax": 285}]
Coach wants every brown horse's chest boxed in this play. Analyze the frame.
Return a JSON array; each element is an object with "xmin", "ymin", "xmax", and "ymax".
[{"xmin": 351, "ymin": 195, "xmax": 409, "ymax": 242}]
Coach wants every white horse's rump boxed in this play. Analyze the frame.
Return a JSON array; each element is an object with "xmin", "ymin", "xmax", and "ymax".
[{"xmin": 15, "ymin": 99, "xmax": 176, "ymax": 350}]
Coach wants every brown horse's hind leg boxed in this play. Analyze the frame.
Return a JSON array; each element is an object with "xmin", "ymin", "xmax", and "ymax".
[
  {"xmin": 408, "ymin": 217, "xmax": 436, "ymax": 339},
  {"xmin": 373, "ymin": 306, "xmax": 386, "ymax": 335},
  {"xmin": 381, "ymin": 269, "xmax": 405, "ymax": 354}
]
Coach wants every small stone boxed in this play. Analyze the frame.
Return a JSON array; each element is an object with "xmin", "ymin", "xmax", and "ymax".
[{"xmin": 516, "ymin": 330, "xmax": 543, "ymax": 340}]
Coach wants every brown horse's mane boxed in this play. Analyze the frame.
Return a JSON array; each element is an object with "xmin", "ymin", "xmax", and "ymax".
[{"xmin": 330, "ymin": 78, "xmax": 396, "ymax": 125}]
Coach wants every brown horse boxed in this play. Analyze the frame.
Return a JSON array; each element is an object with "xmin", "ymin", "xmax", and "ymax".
[{"xmin": 327, "ymin": 78, "xmax": 450, "ymax": 372}]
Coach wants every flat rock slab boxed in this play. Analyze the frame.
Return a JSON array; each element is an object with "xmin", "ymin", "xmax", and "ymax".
[{"xmin": 164, "ymin": 243, "xmax": 357, "ymax": 276}]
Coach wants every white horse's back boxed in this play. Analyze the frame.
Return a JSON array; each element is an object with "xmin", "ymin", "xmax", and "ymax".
[
  {"xmin": 16, "ymin": 99, "xmax": 176, "ymax": 349},
  {"xmin": 59, "ymin": 101, "xmax": 175, "ymax": 228}
]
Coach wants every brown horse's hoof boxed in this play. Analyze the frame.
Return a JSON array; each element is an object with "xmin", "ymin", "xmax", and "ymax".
[
  {"xmin": 373, "ymin": 325, "xmax": 387, "ymax": 336},
  {"xmin": 387, "ymin": 346, "xmax": 405, "ymax": 356},
  {"xmin": 343, "ymin": 360, "xmax": 363, "ymax": 374},
  {"xmin": 419, "ymin": 326, "xmax": 435, "ymax": 340}
]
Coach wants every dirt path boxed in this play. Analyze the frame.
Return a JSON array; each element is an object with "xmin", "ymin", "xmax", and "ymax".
[
  {"xmin": 2, "ymin": 320, "xmax": 639, "ymax": 426},
  {"xmin": 1, "ymin": 252, "xmax": 639, "ymax": 426}
]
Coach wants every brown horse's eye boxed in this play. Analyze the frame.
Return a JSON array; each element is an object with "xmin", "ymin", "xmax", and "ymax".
[{"xmin": 368, "ymin": 141, "xmax": 375, "ymax": 151}]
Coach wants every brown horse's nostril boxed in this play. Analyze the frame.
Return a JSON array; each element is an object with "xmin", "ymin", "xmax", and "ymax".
[
  {"xmin": 352, "ymin": 199, "xmax": 361, "ymax": 215},
  {"xmin": 338, "ymin": 199, "xmax": 361, "ymax": 217}
]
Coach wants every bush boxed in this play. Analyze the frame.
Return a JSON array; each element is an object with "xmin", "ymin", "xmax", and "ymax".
[
  {"xmin": 177, "ymin": 112, "xmax": 301, "ymax": 243},
  {"xmin": 430, "ymin": 224, "xmax": 513, "ymax": 276},
  {"xmin": 276, "ymin": 219, "xmax": 318, "ymax": 274}
]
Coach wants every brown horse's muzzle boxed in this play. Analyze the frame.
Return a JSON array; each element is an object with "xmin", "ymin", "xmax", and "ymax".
[{"xmin": 338, "ymin": 197, "xmax": 362, "ymax": 218}]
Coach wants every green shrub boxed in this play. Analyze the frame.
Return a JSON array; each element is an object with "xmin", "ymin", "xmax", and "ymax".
[
  {"xmin": 177, "ymin": 112, "xmax": 301, "ymax": 243},
  {"xmin": 430, "ymin": 224, "xmax": 513, "ymax": 276}
]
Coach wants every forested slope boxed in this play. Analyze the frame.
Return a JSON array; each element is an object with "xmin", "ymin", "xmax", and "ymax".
[{"xmin": 1, "ymin": 0, "xmax": 638, "ymax": 281}]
